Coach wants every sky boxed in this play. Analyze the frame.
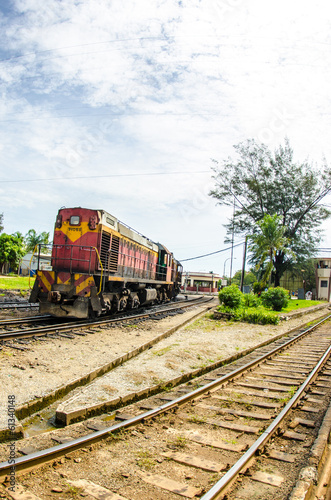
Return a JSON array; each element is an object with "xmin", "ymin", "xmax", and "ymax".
[{"xmin": 0, "ymin": 0, "xmax": 331, "ymax": 277}]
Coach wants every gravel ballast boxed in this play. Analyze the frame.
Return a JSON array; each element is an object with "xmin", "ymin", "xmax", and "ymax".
[{"xmin": 0, "ymin": 301, "xmax": 329, "ymax": 433}]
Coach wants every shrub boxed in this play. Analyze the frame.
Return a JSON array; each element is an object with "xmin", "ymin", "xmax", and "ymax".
[
  {"xmin": 218, "ymin": 285, "xmax": 243, "ymax": 309},
  {"xmin": 216, "ymin": 306, "xmax": 279, "ymax": 324},
  {"xmin": 241, "ymin": 308, "xmax": 279, "ymax": 325},
  {"xmin": 261, "ymin": 287, "xmax": 289, "ymax": 311},
  {"xmin": 243, "ymin": 293, "xmax": 260, "ymax": 308},
  {"xmin": 252, "ymin": 281, "xmax": 265, "ymax": 295}
]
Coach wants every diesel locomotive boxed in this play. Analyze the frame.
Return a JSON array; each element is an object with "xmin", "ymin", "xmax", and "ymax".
[{"xmin": 30, "ymin": 207, "xmax": 183, "ymax": 319}]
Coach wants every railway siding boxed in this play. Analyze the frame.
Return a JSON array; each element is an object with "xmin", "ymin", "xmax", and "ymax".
[
  {"xmin": 0, "ymin": 302, "xmax": 329, "ymax": 442},
  {"xmin": 55, "ymin": 305, "xmax": 331, "ymax": 426},
  {"xmin": 0, "ymin": 301, "xmax": 213, "ymax": 440},
  {"xmin": 0, "ymin": 313, "xmax": 330, "ymax": 499}
]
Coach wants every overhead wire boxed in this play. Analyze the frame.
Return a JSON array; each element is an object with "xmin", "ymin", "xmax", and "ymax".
[
  {"xmin": 1, "ymin": 33, "xmax": 331, "ymax": 65},
  {"xmin": 180, "ymin": 241, "xmax": 245, "ymax": 262},
  {"xmin": 0, "ymin": 170, "xmax": 211, "ymax": 184}
]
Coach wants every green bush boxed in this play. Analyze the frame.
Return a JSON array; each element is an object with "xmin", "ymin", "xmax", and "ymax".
[
  {"xmin": 216, "ymin": 305, "xmax": 279, "ymax": 324},
  {"xmin": 241, "ymin": 308, "xmax": 279, "ymax": 324},
  {"xmin": 252, "ymin": 281, "xmax": 265, "ymax": 295},
  {"xmin": 243, "ymin": 293, "xmax": 260, "ymax": 308},
  {"xmin": 218, "ymin": 285, "xmax": 243, "ymax": 309},
  {"xmin": 261, "ymin": 287, "xmax": 289, "ymax": 311}
]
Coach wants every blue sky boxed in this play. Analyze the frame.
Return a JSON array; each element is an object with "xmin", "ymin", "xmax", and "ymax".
[{"xmin": 0, "ymin": 0, "xmax": 330, "ymax": 276}]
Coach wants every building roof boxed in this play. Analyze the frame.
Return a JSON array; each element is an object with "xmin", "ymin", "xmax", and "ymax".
[{"xmin": 183, "ymin": 271, "xmax": 221, "ymax": 278}]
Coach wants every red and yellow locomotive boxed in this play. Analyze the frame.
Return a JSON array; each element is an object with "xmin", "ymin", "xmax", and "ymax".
[{"xmin": 30, "ymin": 207, "xmax": 182, "ymax": 318}]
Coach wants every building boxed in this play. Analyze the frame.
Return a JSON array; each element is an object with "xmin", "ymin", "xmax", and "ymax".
[
  {"xmin": 19, "ymin": 252, "xmax": 52, "ymax": 276},
  {"xmin": 316, "ymin": 258, "xmax": 331, "ymax": 301},
  {"xmin": 181, "ymin": 272, "xmax": 221, "ymax": 293}
]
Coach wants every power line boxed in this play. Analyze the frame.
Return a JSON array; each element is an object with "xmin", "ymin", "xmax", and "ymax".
[
  {"xmin": 0, "ymin": 36, "xmax": 172, "ymax": 64},
  {"xmin": 0, "ymin": 111, "xmax": 243, "ymax": 124},
  {"xmin": 1, "ymin": 34, "xmax": 331, "ymax": 65},
  {"xmin": 0, "ymin": 170, "xmax": 210, "ymax": 184},
  {"xmin": 180, "ymin": 245, "xmax": 331, "ymax": 262},
  {"xmin": 180, "ymin": 241, "xmax": 245, "ymax": 262}
]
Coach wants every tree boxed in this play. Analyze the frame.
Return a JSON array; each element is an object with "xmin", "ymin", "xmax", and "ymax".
[
  {"xmin": 289, "ymin": 258, "xmax": 317, "ymax": 292},
  {"xmin": 231, "ymin": 269, "xmax": 257, "ymax": 287},
  {"xmin": 25, "ymin": 229, "xmax": 50, "ymax": 253},
  {"xmin": 0, "ymin": 213, "xmax": 3, "ymax": 233},
  {"xmin": 0, "ymin": 233, "xmax": 25, "ymax": 273},
  {"xmin": 210, "ymin": 139, "xmax": 331, "ymax": 286},
  {"xmin": 248, "ymin": 214, "xmax": 293, "ymax": 284}
]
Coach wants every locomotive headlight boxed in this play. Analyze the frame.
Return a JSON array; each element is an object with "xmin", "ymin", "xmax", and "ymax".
[
  {"xmin": 70, "ymin": 215, "xmax": 80, "ymax": 225},
  {"xmin": 55, "ymin": 214, "xmax": 62, "ymax": 228}
]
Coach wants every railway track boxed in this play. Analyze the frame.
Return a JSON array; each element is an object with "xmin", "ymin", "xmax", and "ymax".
[
  {"xmin": 0, "ymin": 314, "xmax": 52, "ymax": 328},
  {"xmin": 0, "ymin": 296, "xmax": 213, "ymax": 343},
  {"xmin": 0, "ymin": 315, "xmax": 330, "ymax": 499},
  {"xmin": 0, "ymin": 301, "xmax": 38, "ymax": 310}
]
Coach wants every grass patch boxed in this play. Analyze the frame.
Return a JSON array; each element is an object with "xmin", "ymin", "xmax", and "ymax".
[
  {"xmin": 0, "ymin": 275, "xmax": 35, "ymax": 290},
  {"xmin": 185, "ymin": 317, "xmax": 225, "ymax": 331},
  {"xmin": 153, "ymin": 343, "xmax": 179, "ymax": 356},
  {"xmin": 216, "ymin": 305, "xmax": 279, "ymax": 325},
  {"xmin": 279, "ymin": 299, "xmax": 323, "ymax": 313}
]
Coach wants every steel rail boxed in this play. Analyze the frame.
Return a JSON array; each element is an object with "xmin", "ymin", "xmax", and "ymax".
[
  {"xmin": 0, "ymin": 312, "xmax": 329, "ymax": 479},
  {"xmin": 0, "ymin": 296, "xmax": 213, "ymax": 341},
  {"xmin": 0, "ymin": 303, "xmax": 38, "ymax": 309},
  {"xmin": 0, "ymin": 297, "xmax": 204, "ymax": 328},
  {"xmin": 201, "ymin": 342, "xmax": 331, "ymax": 500},
  {"xmin": 0, "ymin": 296, "xmax": 207, "ymax": 328},
  {"xmin": 0, "ymin": 315, "xmax": 53, "ymax": 327}
]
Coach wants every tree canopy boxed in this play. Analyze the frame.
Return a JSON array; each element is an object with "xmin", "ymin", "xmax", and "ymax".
[
  {"xmin": 210, "ymin": 139, "xmax": 331, "ymax": 285},
  {"xmin": 0, "ymin": 233, "xmax": 25, "ymax": 273},
  {"xmin": 25, "ymin": 229, "xmax": 50, "ymax": 253},
  {"xmin": 248, "ymin": 214, "xmax": 293, "ymax": 284},
  {"xmin": 231, "ymin": 269, "xmax": 257, "ymax": 287}
]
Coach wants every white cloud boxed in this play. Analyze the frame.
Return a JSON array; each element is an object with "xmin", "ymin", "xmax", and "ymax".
[{"xmin": 0, "ymin": 0, "xmax": 330, "ymax": 272}]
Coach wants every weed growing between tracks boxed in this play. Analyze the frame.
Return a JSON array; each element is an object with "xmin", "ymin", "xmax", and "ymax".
[
  {"xmin": 135, "ymin": 450, "xmax": 156, "ymax": 470},
  {"xmin": 187, "ymin": 414, "xmax": 206, "ymax": 424},
  {"xmin": 167, "ymin": 435, "xmax": 188, "ymax": 449},
  {"xmin": 153, "ymin": 343, "xmax": 179, "ymax": 356},
  {"xmin": 66, "ymin": 484, "xmax": 84, "ymax": 497}
]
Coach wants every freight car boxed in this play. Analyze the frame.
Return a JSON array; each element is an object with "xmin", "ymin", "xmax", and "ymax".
[{"xmin": 29, "ymin": 207, "xmax": 183, "ymax": 319}]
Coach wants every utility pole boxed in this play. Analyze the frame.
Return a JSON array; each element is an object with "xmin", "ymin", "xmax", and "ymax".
[
  {"xmin": 240, "ymin": 236, "xmax": 248, "ymax": 292},
  {"xmin": 223, "ymin": 257, "xmax": 230, "ymax": 278},
  {"xmin": 229, "ymin": 197, "xmax": 235, "ymax": 285}
]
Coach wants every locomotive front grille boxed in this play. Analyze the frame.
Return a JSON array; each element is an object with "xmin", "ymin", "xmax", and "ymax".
[
  {"xmin": 109, "ymin": 235, "xmax": 119, "ymax": 272},
  {"xmin": 100, "ymin": 231, "xmax": 111, "ymax": 271}
]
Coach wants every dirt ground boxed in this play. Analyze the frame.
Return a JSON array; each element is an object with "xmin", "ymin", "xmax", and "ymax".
[
  {"xmin": 1, "ymin": 319, "xmax": 330, "ymax": 500},
  {"xmin": 0, "ymin": 299, "xmax": 329, "ymax": 432}
]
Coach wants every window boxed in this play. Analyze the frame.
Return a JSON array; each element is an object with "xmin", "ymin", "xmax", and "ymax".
[
  {"xmin": 321, "ymin": 280, "xmax": 328, "ymax": 288},
  {"xmin": 70, "ymin": 215, "xmax": 80, "ymax": 225},
  {"xmin": 106, "ymin": 216, "xmax": 115, "ymax": 226}
]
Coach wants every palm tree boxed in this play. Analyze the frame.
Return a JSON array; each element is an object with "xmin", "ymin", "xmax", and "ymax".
[
  {"xmin": 25, "ymin": 229, "xmax": 50, "ymax": 253},
  {"xmin": 249, "ymin": 214, "xmax": 293, "ymax": 285}
]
